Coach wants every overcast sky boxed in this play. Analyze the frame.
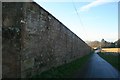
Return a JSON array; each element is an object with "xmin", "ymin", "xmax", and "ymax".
[{"xmin": 34, "ymin": 0, "xmax": 119, "ymax": 42}]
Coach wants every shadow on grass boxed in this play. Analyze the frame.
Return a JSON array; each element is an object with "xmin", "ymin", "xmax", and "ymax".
[
  {"xmin": 98, "ymin": 52, "xmax": 120, "ymax": 71},
  {"xmin": 32, "ymin": 53, "xmax": 93, "ymax": 78}
]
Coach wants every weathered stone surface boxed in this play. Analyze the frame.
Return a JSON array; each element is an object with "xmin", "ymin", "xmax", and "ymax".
[
  {"xmin": 2, "ymin": 2, "xmax": 92, "ymax": 78},
  {"xmin": 21, "ymin": 58, "xmax": 34, "ymax": 71}
]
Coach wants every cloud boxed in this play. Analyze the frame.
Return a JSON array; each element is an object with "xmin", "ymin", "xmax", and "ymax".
[{"xmin": 80, "ymin": 0, "xmax": 113, "ymax": 12}]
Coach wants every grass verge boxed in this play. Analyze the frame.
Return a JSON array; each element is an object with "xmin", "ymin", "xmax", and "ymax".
[
  {"xmin": 33, "ymin": 53, "xmax": 92, "ymax": 78},
  {"xmin": 98, "ymin": 52, "xmax": 120, "ymax": 71}
]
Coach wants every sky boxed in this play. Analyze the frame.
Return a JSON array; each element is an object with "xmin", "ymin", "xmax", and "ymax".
[{"xmin": 34, "ymin": 0, "xmax": 119, "ymax": 42}]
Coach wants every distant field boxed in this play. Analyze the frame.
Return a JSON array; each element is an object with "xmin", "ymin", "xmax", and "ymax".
[{"xmin": 101, "ymin": 48, "xmax": 120, "ymax": 53}]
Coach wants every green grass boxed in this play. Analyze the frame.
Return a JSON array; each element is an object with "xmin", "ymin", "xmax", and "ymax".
[
  {"xmin": 33, "ymin": 53, "xmax": 92, "ymax": 78},
  {"xmin": 98, "ymin": 52, "xmax": 120, "ymax": 71}
]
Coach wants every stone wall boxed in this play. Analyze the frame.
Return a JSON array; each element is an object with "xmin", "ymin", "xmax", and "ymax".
[{"xmin": 2, "ymin": 2, "xmax": 92, "ymax": 78}]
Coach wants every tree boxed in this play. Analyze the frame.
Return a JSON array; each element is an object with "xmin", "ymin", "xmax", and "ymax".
[
  {"xmin": 101, "ymin": 39, "xmax": 107, "ymax": 48},
  {"xmin": 86, "ymin": 39, "xmax": 118, "ymax": 48},
  {"xmin": 86, "ymin": 41, "xmax": 100, "ymax": 48},
  {"xmin": 114, "ymin": 39, "xmax": 120, "ymax": 48}
]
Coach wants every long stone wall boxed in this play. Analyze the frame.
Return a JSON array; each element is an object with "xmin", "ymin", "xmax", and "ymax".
[{"xmin": 2, "ymin": 2, "xmax": 92, "ymax": 78}]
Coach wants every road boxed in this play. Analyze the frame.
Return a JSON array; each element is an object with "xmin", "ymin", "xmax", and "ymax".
[{"xmin": 72, "ymin": 53, "xmax": 120, "ymax": 78}]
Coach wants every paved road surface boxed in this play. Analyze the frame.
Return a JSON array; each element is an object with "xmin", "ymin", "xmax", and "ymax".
[{"xmin": 72, "ymin": 53, "xmax": 120, "ymax": 78}]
